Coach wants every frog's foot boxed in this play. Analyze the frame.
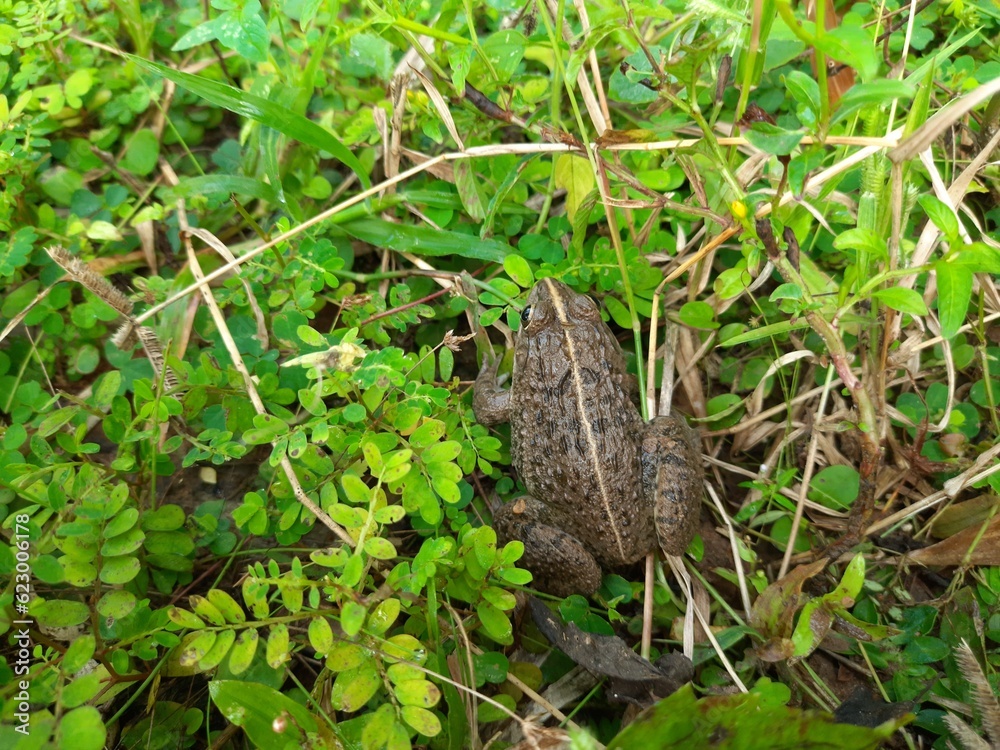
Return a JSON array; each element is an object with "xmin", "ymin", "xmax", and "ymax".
[
  {"xmin": 642, "ymin": 414, "xmax": 703, "ymax": 556},
  {"xmin": 493, "ymin": 496, "xmax": 602, "ymax": 597},
  {"xmin": 472, "ymin": 354, "xmax": 511, "ymax": 426}
]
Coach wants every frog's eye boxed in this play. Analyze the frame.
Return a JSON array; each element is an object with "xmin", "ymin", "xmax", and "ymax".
[{"xmin": 520, "ymin": 305, "xmax": 533, "ymax": 325}]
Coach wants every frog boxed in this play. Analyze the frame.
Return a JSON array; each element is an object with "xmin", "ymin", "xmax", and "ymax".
[{"xmin": 473, "ymin": 277, "xmax": 702, "ymax": 597}]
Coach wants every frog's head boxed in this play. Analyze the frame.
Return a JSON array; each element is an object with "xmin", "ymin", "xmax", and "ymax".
[{"xmin": 520, "ymin": 278, "xmax": 601, "ymax": 336}]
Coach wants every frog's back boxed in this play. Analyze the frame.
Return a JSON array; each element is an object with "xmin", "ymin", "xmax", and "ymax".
[{"xmin": 509, "ymin": 304, "xmax": 655, "ymax": 567}]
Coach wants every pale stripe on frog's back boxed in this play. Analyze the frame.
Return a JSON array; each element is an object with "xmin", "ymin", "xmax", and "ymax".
[{"xmin": 542, "ymin": 278, "xmax": 629, "ymax": 563}]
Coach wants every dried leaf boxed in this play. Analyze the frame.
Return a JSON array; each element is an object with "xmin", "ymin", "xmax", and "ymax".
[{"xmin": 908, "ymin": 514, "xmax": 1000, "ymax": 566}]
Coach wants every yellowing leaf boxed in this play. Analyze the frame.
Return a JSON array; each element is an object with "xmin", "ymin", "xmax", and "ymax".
[{"xmin": 554, "ymin": 154, "xmax": 595, "ymax": 224}]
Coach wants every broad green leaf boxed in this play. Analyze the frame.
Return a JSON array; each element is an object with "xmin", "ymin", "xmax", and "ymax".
[
  {"xmin": 678, "ymin": 301, "xmax": 719, "ymax": 330},
  {"xmin": 120, "ymin": 129, "xmax": 160, "ymax": 176},
  {"xmin": 935, "ymin": 259, "xmax": 973, "ymax": 340},
  {"xmin": 871, "ymin": 287, "xmax": 927, "ymax": 316},
  {"xmin": 211, "ymin": 680, "xmax": 319, "ymax": 749},
  {"xmin": 331, "ymin": 661, "xmax": 380, "ymax": 712},
  {"xmin": 815, "ymin": 22, "xmax": 878, "ymax": 82},
  {"xmin": 783, "ymin": 70, "xmax": 820, "ymax": 119},
  {"xmin": 554, "ymin": 154, "xmax": 595, "ymax": 224},
  {"xmin": 383, "ymin": 633, "xmax": 427, "ymax": 664},
  {"xmin": 832, "ymin": 80, "xmax": 915, "ymax": 125},
  {"xmin": 56, "ymin": 706, "xmax": 106, "ymax": 750},
  {"xmin": 368, "ymin": 598, "xmax": 401, "ymax": 635},
  {"xmin": 62, "ymin": 634, "xmax": 96, "ymax": 674},
  {"xmin": 476, "ymin": 601, "xmax": 513, "ymax": 643},
  {"xmin": 918, "ymin": 194, "xmax": 959, "ymax": 241},
  {"xmin": 338, "ymin": 218, "xmax": 513, "ymax": 263},
  {"xmin": 808, "ymin": 465, "xmax": 859, "ymax": 510},
  {"xmin": 503, "ymin": 254, "xmax": 534, "ymax": 288},
  {"xmin": 743, "ymin": 122, "xmax": 804, "ymax": 155},
  {"xmin": 125, "ymin": 55, "xmax": 370, "ymax": 190}
]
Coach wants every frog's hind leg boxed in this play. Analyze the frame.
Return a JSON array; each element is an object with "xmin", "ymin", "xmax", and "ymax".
[
  {"xmin": 493, "ymin": 496, "xmax": 602, "ymax": 597},
  {"xmin": 643, "ymin": 414, "xmax": 703, "ymax": 556}
]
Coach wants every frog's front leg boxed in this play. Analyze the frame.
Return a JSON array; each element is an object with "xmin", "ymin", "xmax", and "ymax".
[
  {"xmin": 493, "ymin": 496, "xmax": 602, "ymax": 597},
  {"xmin": 641, "ymin": 414, "xmax": 703, "ymax": 556},
  {"xmin": 472, "ymin": 356, "xmax": 511, "ymax": 426}
]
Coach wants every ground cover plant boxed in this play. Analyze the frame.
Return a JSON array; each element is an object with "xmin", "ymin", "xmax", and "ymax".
[{"xmin": 1, "ymin": 0, "xmax": 999, "ymax": 748}]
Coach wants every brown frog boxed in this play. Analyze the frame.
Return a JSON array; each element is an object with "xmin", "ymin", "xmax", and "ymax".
[{"xmin": 474, "ymin": 278, "xmax": 702, "ymax": 597}]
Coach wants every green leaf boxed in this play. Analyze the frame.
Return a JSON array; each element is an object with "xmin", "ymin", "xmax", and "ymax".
[
  {"xmin": 33, "ymin": 599, "xmax": 90, "ymax": 628},
  {"xmin": 454, "ymin": 160, "xmax": 486, "ymax": 221},
  {"xmin": 400, "ymin": 705, "xmax": 442, "ymax": 737},
  {"xmin": 341, "ymin": 600, "xmax": 367, "ymax": 636},
  {"xmin": 815, "ymin": 22, "xmax": 878, "ymax": 83},
  {"xmin": 871, "ymin": 287, "xmax": 927, "ymax": 316},
  {"xmin": 479, "ymin": 29, "xmax": 526, "ymax": 83},
  {"xmin": 207, "ymin": 589, "xmax": 246, "ymax": 624},
  {"xmin": 120, "ymin": 129, "xmax": 160, "ymax": 176},
  {"xmin": 743, "ymin": 122, "xmax": 804, "ymax": 156},
  {"xmin": 227, "ymin": 629, "xmax": 259, "ymax": 675},
  {"xmin": 98, "ymin": 589, "xmax": 137, "ymax": 619},
  {"xmin": 338, "ymin": 218, "xmax": 513, "ymax": 263},
  {"xmin": 126, "ymin": 55, "xmax": 370, "ymax": 190},
  {"xmin": 100, "ymin": 555, "xmax": 141, "ymax": 584},
  {"xmin": 199, "ymin": 628, "xmax": 236, "ymax": 671},
  {"xmin": 476, "ymin": 601, "xmax": 513, "ymax": 643},
  {"xmin": 503, "ymin": 254, "xmax": 534, "ymax": 288},
  {"xmin": 330, "ymin": 661, "xmax": 380, "ymax": 712},
  {"xmin": 935, "ymin": 259, "xmax": 973, "ymax": 340},
  {"xmin": 394, "ymin": 678, "xmax": 442, "ymax": 708},
  {"xmin": 174, "ymin": 175, "xmax": 278, "ymax": 203},
  {"xmin": 364, "ymin": 536, "xmax": 397, "ymax": 560},
  {"xmin": 678, "ymin": 300, "xmax": 719, "ymax": 330},
  {"xmin": 831, "ymin": 79, "xmax": 915, "ymax": 124},
  {"xmin": 783, "ymin": 70, "xmax": 820, "ymax": 119},
  {"xmin": 609, "ymin": 683, "xmax": 909, "ymax": 748},
  {"xmin": 327, "ymin": 641, "xmax": 367, "ymax": 672},
  {"xmin": 918, "ymin": 194, "xmax": 960, "ymax": 241},
  {"xmin": 177, "ymin": 630, "xmax": 218, "ymax": 667},
  {"xmin": 718, "ymin": 318, "xmax": 812, "ymax": 347},
  {"xmin": 211, "ymin": 680, "xmax": 318, "ymax": 749},
  {"xmin": 266, "ymin": 624, "xmax": 290, "ymax": 668},
  {"xmin": 808, "ymin": 465, "xmax": 859, "ymax": 510},
  {"xmin": 554, "ymin": 154, "xmax": 596, "ymax": 224},
  {"xmin": 56, "ymin": 706, "xmax": 106, "ymax": 750},
  {"xmin": 168, "ymin": 607, "xmax": 206, "ymax": 630},
  {"xmin": 309, "ymin": 615, "xmax": 335, "ymax": 655},
  {"xmin": 62, "ymin": 634, "xmax": 96, "ymax": 673}
]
